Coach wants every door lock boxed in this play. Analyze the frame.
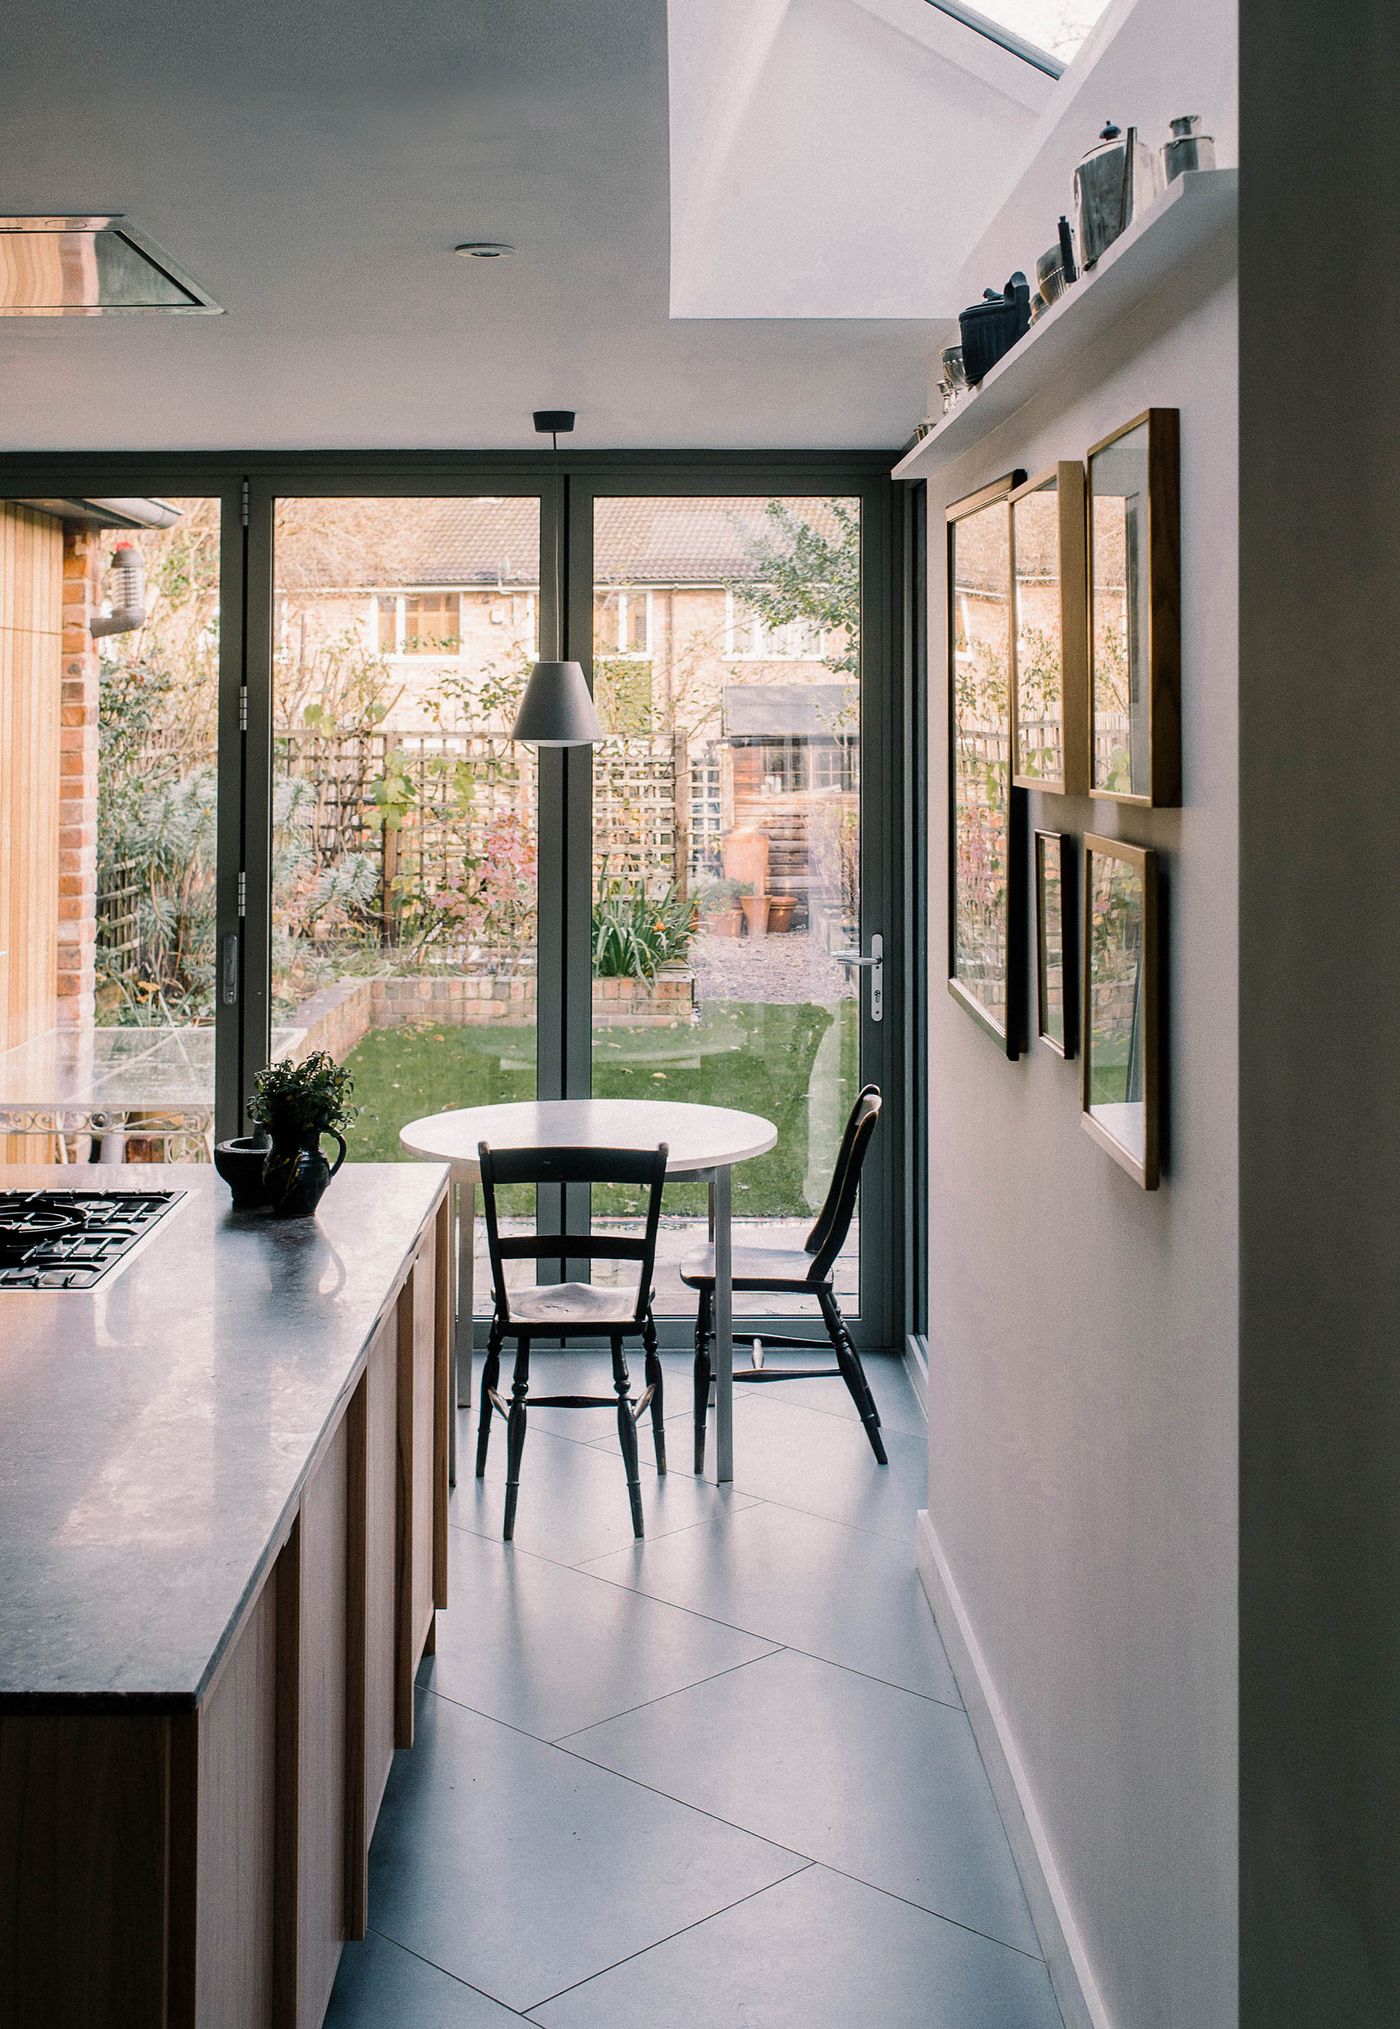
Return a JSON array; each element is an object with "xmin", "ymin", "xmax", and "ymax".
[{"xmin": 834, "ymin": 933, "xmax": 883, "ymax": 1022}]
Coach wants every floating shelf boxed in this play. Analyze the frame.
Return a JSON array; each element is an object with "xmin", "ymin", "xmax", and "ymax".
[{"xmin": 892, "ymin": 167, "xmax": 1238, "ymax": 483}]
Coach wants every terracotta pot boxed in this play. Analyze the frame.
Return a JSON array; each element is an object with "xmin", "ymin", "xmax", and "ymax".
[
  {"xmin": 741, "ymin": 895, "xmax": 770, "ymax": 939},
  {"xmin": 766, "ymin": 896, "xmax": 797, "ymax": 933},
  {"xmin": 722, "ymin": 828, "xmax": 769, "ymax": 891},
  {"xmin": 708, "ymin": 909, "xmax": 744, "ymax": 938}
]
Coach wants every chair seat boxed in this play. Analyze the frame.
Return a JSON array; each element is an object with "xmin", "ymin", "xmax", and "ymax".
[
  {"xmin": 505, "ymin": 1280, "xmax": 643, "ymax": 1327},
  {"xmin": 679, "ymin": 1241, "xmax": 823, "ymax": 1294}
]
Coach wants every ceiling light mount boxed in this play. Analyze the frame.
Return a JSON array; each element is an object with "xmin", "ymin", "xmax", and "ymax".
[
  {"xmin": 454, "ymin": 241, "xmax": 513, "ymax": 259},
  {"xmin": 511, "ymin": 407, "xmax": 601, "ymax": 747}
]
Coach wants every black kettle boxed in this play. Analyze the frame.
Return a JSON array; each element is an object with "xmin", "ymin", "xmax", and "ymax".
[{"xmin": 958, "ymin": 272, "xmax": 1032, "ymax": 385}]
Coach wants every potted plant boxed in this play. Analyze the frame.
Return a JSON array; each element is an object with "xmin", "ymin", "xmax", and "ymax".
[
  {"xmin": 697, "ymin": 877, "xmax": 744, "ymax": 939},
  {"xmin": 248, "ymin": 1051, "xmax": 358, "ymax": 1217},
  {"xmin": 767, "ymin": 895, "xmax": 797, "ymax": 933},
  {"xmin": 739, "ymin": 885, "xmax": 770, "ymax": 939}
]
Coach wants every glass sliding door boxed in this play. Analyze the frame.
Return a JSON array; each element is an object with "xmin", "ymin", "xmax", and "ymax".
[
  {"xmin": 0, "ymin": 494, "xmax": 224, "ymax": 1164},
  {"xmin": 586, "ymin": 493, "xmax": 868, "ymax": 1321},
  {"xmin": 267, "ymin": 497, "xmax": 542, "ymax": 1211}
]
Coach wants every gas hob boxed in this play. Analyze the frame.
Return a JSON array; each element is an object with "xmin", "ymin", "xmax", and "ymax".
[{"xmin": 0, "ymin": 1188, "xmax": 184, "ymax": 1290}]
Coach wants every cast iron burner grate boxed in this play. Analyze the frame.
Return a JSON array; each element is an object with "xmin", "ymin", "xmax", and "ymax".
[{"xmin": 0, "ymin": 1188, "xmax": 184, "ymax": 1290}]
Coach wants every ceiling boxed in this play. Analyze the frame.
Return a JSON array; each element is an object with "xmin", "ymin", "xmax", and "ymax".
[{"xmin": 0, "ymin": 0, "xmax": 954, "ymax": 453}]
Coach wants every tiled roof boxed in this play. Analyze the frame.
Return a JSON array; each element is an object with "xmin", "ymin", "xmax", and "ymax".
[{"xmin": 280, "ymin": 495, "xmax": 854, "ymax": 590}]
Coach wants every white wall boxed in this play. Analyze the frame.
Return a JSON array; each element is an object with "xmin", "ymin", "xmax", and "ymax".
[{"xmin": 922, "ymin": 227, "xmax": 1238, "ymax": 2028}]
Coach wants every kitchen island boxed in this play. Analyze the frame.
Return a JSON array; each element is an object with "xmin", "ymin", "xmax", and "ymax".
[{"xmin": 0, "ymin": 1162, "xmax": 453, "ymax": 2028}]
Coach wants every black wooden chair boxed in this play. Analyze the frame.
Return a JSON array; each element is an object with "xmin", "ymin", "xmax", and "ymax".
[
  {"xmin": 476, "ymin": 1141, "xmax": 669, "ymax": 1541},
  {"xmin": 682, "ymin": 1085, "xmax": 886, "ymax": 1471}
]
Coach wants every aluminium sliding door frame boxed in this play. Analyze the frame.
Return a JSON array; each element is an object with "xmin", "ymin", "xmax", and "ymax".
[
  {"xmin": 571, "ymin": 458, "xmax": 902, "ymax": 1353},
  {"xmin": 0, "ymin": 449, "xmax": 903, "ymax": 1349}
]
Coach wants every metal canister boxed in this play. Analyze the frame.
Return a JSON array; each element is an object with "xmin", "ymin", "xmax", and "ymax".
[
  {"xmin": 1162, "ymin": 115, "xmax": 1215, "ymax": 182},
  {"xmin": 1073, "ymin": 122, "xmax": 1160, "ymax": 268}
]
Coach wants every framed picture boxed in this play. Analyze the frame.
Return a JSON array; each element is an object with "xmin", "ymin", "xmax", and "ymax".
[
  {"xmin": 1087, "ymin": 408, "xmax": 1180, "ymax": 806},
  {"xmin": 1035, "ymin": 829, "xmax": 1077, "ymax": 1057},
  {"xmin": 947, "ymin": 472, "xmax": 1024, "ymax": 1054},
  {"xmin": 1011, "ymin": 463, "xmax": 1088, "ymax": 794},
  {"xmin": 1081, "ymin": 834, "xmax": 1160, "ymax": 1188}
]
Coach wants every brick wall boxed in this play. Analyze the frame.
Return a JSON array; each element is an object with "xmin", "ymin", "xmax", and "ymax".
[{"xmin": 58, "ymin": 531, "xmax": 101, "ymax": 1028}]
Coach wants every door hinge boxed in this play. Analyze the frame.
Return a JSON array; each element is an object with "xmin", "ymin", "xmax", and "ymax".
[
  {"xmin": 237, "ymin": 871, "xmax": 247, "ymax": 918},
  {"xmin": 240, "ymin": 479, "xmax": 250, "ymax": 527},
  {"xmin": 238, "ymin": 686, "xmax": 248, "ymax": 732}
]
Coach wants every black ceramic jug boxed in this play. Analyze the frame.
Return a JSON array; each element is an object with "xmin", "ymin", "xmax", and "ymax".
[
  {"xmin": 958, "ymin": 272, "xmax": 1032, "ymax": 385},
  {"xmin": 264, "ymin": 1128, "xmax": 347, "ymax": 1218}
]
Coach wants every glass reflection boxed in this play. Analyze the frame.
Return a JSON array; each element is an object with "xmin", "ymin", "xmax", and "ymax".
[
  {"xmin": 1086, "ymin": 848, "xmax": 1146, "ymax": 1162},
  {"xmin": 950, "ymin": 495, "xmax": 1013, "ymax": 1037},
  {"xmin": 1036, "ymin": 833, "xmax": 1066, "ymax": 1053},
  {"xmin": 1090, "ymin": 422, "xmax": 1150, "ymax": 797},
  {"xmin": 1013, "ymin": 478, "xmax": 1064, "ymax": 783}
]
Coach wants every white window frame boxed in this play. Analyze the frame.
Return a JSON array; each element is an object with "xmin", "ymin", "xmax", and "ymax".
[
  {"xmin": 368, "ymin": 589, "xmax": 468, "ymax": 661},
  {"xmin": 594, "ymin": 587, "xmax": 653, "ymax": 659},
  {"xmin": 723, "ymin": 589, "xmax": 825, "ymax": 661}
]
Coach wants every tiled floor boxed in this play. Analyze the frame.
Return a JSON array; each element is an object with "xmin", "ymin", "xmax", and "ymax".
[{"xmin": 326, "ymin": 1355, "xmax": 1063, "ymax": 2029}]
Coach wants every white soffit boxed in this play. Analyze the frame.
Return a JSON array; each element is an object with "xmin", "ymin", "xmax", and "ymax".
[{"xmin": 668, "ymin": 0, "xmax": 1053, "ymax": 319}]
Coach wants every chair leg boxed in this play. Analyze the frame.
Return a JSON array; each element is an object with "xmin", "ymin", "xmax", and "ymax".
[
  {"xmin": 820, "ymin": 1291, "xmax": 888, "ymax": 1465},
  {"xmin": 692, "ymin": 1286, "xmax": 712, "ymax": 1476},
  {"xmin": 643, "ymin": 1313, "xmax": 666, "ymax": 1474},
  {"xmin": 475, "ymin": 1318, "xmax": 502, "ymax": 1478},
  {"xmin": 612, "ymin": 1335, "xmax": 645, "ymax": 1537},
  {"xmin": 503, "ymin": 1339, "xmax": 530, "ymax": 1539}
]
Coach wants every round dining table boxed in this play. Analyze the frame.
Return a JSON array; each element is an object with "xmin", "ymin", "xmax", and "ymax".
[{"xmin": 399, "ymin": 1099, "xmax": 778, "ymax": 1484}]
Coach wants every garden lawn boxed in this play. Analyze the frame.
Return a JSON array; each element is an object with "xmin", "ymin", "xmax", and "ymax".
[{"xmin": 342, "ymin": 999, "xmax": 857, "ymax": 1219}]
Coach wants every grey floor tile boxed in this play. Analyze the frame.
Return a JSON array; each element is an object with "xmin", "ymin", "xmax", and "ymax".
[
  {"xmin": 466, "ymin": 1349, "xmax": 692, "ymax": 1445},
  {"xmin": 714, "ymin": 1392, "xmax": 928, "ymax": 1541},
  {"xmin": 530, "ymin": 1864, "xmax": 1062, "ymax": 2029},
  {"xmin": 581, "ymin": 1356, "xmax": 924, "ymax": 1459},
  {"xmin": 420, "ymin": 1524, "xmax": 776, "ymax": 1739},
  {"xmin": 579, "ymin": 1499, "xmax": 959, "ymax": 1704},
  {"xmin": 562, "ymin": 1648, "xmax": 1038, "ymax": 1956},
  {"xmin": 327, "ymin": 1929, "xmax": 524, "ymax": 2026},
  {"xmin": 759, "ymin": 1354, "xmax": 927, "ymax": 1438},
  {"xmin": 453, "ymin": 1421, "xmax": 759, "ymax": 1565},
  {"xmin": 369, "ymin": 1687, "xmax": 807, "ymax": 2013}
]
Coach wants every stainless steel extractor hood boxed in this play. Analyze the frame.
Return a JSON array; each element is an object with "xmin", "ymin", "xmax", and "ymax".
[{"xmin": 0, "ymin": 215, "xmax": 222, "ymax": 315}]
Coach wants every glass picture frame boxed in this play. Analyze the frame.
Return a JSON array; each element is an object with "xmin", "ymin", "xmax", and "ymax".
[
  {"xmin": 1035, "ymin": 829, "xmax": 1077, "ymax": 1057},
  {"xmin": 1087, "ymin": 408, "xmax": 1180, "ymax": 806},
  {"xmin": 1082, "ymin": 834, "xmax": 1160, "ymax": 1188},
  {"xmin": 947, "ymin": 472, "xmax": 1024, "ymax": 1055},
  {"xmin": 1011, "ymin": 463, "xmax": 1088, "ymax": 794}
]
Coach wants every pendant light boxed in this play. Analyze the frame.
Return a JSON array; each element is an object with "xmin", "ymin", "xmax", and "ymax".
[{"xmin": 511, "ymin": 409, "xmax": 603, "ymax": 746}]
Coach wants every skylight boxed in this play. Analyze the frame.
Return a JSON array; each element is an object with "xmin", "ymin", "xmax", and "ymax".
[{"xmin": 925, "ymin": 0, "xmax": 1113, "ymax": 75}]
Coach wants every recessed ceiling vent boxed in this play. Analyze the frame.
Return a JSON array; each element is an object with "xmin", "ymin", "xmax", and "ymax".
[{"xmin": 0, "ymin": 215, "xmax": 221, "ymax": 316}]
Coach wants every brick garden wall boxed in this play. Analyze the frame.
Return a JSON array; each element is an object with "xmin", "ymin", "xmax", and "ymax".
[{"xmin": 58, "ymin": 531, "xmax": 101, "ymax": 1028}]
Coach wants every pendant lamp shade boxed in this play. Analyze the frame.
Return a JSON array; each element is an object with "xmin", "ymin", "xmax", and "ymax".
[{"xmin": 511, "ymin": 659, "xmax": 603, "ymax": 746}]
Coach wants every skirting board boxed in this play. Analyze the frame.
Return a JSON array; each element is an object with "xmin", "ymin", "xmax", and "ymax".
[
  {"xmin": 903, "ymin": 1333, "xmax": 928, "ymax": 1418},
  {"xmin": 915, "ymin": 1509, "xmax": 1114, "ymax": 2029}
]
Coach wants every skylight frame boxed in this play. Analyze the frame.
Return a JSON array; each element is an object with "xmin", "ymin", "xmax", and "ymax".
[{"xmin": 923, "ymin": 0, "xmax": 1065, "ymax": 78}]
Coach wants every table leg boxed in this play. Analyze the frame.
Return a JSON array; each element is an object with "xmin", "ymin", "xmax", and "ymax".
[{"xmin": 713, "ymin": 1163, "xmax": 733, "ymax": 1483}]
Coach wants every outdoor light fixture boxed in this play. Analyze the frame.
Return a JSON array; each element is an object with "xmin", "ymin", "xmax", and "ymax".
[{"xmin": 511, "ymin": 410, "xmax": 603, "ymax": 747}]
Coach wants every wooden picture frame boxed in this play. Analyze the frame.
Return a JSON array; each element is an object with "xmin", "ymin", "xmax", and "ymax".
[
  {"xmin": 1011, "ymin": 463, "xmax": 1088, "ymax": 794},
  {"xmin": 1035, "ymin": 829, "xmax": 1077, "ymax": 1057},
  {"xmin": 1087, "ymin": 408, "xmax": 1180, "ymax": 807},
  {"xmin": 947, "ymin": 471, "xmax": 1024, "ymax": 1055},
  {"xmin": 1081, "ymin": 834, "xmax": 1159, "ymax": 1188}
]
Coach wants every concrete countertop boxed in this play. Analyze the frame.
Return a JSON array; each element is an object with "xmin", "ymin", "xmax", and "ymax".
[{"xmin": 0, "ymin": 1162, "xmax": 449, "ymax": 1712}]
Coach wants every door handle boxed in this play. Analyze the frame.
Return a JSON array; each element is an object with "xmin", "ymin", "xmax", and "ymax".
[
  {"xmin": 834, "ymin": 933, "xmax": 883, "ymax": 1022},
  {"xmin": 221, "ymin": 931, "xmax": 240, "ymax": 1007}
]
